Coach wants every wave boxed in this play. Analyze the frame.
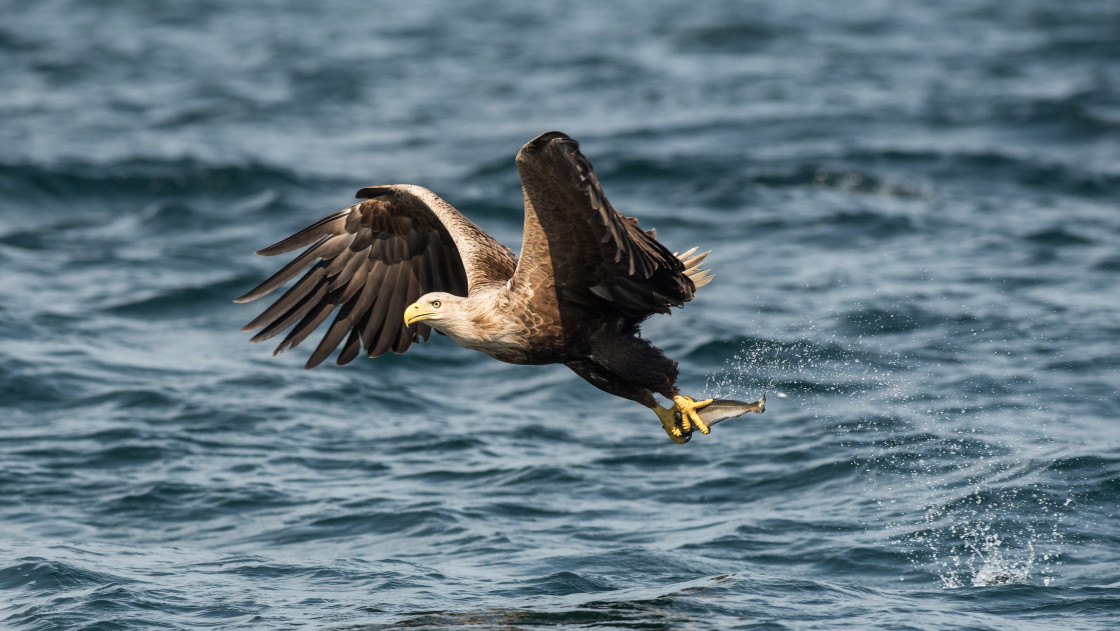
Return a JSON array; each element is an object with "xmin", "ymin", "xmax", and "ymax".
[
  {"xmin": 104, "ymin": 275, "xmax": 258, "ymax": 318},
  {"xmin": 0, "ymin": 159, "xmax": 315, "ymax": 206},
  {"xmin": 0, "ymin": 557, "xmax": 133, "ymax": 592}
]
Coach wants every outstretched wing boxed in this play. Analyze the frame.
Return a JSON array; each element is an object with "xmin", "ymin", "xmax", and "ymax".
[
  {"xmin": 236, "ymin": 184, "xmax": 517, "ymax": 368},
  {"xmin": 512, "ymin": 132, "xmax": 708, "ymax": 320}
]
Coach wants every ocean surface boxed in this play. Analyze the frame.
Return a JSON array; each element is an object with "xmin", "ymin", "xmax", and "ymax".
[{"xmin": 2, "ymin": 1, "xmax": 1119, "ymax": 629}]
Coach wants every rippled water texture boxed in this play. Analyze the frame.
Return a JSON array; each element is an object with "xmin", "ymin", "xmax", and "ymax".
[{"xmin": 2, "ymin": 1, "xmax": 1119, "ymax": 629}]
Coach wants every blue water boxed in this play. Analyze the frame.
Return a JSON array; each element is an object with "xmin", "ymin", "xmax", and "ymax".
[{"xmin": 2, "ymin": 1, "xmax": 1119, "ymax": 629}]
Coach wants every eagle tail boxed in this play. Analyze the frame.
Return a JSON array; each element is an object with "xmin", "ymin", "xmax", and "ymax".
[{"xmin": 676, "ymin": 247, "xmax": 713, "ymax": 289}]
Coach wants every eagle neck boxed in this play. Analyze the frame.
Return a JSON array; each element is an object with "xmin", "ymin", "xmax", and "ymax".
[{"xmin": 439, "ymin": 284, "xmax": 521, "ymax": 355}]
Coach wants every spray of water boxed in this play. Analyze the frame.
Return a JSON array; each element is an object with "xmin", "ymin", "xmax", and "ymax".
[
  {"xmin": 885, "ymin": 438, "xmax": 1070, "ymax": 589},
  {"xmin": 704, "ymin": 320, "xmax": 1069, "ymax": 588}
]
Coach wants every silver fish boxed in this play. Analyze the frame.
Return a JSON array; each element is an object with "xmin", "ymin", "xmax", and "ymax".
[{"xmin": 674, "ymin": 393, "xmax": 766, "ymax": 441}]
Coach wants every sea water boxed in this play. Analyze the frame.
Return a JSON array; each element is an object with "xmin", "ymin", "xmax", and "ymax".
[{"xmin": 2, "ymin": 1, "xmax": 1118, "ymax": 629}]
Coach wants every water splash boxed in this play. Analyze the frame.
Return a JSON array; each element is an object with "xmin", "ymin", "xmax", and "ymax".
[
  {"xmin": 934, "ymin": 524, "xmax": 1043, "ymax": 589},
  {"xmin": 897, "ymin": 471, "xmax": 1070, "ymax": 589},
  {"xmin": 705, "ymin": 317, "xmax": 1070, "ymax": 589},
  {"xmin": 704, "ymin": 328, "xmax": 903, "ymax": 403}
]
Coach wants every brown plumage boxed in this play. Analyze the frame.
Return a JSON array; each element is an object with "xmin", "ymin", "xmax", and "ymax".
[{"xmin": 237, "ymin": 131, "xmax": 713, "ymax": 417}]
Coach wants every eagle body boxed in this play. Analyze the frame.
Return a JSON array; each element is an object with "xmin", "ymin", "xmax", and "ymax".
[{"xmin": 238, "ymin": 132, "xmax": 716, "ymax": 442}]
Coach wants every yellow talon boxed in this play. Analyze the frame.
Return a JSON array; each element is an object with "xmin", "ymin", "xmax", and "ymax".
[
  {"xmin": 673, "ymin": 395, "xmax": 713, "ymax": 435},
  {"xmin": 653, "ymin": 395, "xmax": 714, "ymax": 443}
]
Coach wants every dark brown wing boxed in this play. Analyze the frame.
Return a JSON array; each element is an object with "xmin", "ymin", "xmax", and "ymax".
[
  {"xmin": 512, "ymin": 132, "xmax": 695, "ymax": 320},
  {"xmin": 236, "ymin": 184, "xmax": 516, "ymax": 368}
]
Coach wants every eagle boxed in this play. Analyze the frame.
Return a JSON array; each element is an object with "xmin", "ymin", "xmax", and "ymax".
[{"xmin": 237, "ymin": 131, "xmax": 746, "ymax": 443}]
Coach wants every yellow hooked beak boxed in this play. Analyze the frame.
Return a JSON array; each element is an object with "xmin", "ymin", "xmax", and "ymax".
[{"xmin": 403, "ymin": 302, "xmax": 436, "ymax": 326}]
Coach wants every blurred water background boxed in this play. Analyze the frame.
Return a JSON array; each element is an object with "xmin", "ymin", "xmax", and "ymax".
[{"xmin": 2, "ymin": 1, "xmax": 1119, "ymax": 629}]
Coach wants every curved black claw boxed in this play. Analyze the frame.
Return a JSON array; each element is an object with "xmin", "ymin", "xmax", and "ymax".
[{"xmin": 678, "ymin": 423, "xmax": 694, "ymax": 442}]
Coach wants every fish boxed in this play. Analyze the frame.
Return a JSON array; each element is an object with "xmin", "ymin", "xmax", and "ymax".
[{"xmin": 674, "ymin": 393, "xmax": 766, "ymax": 441}]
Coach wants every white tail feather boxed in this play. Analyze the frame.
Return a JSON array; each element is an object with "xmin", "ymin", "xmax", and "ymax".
[{"xmin": 674, "ymin": 248, "xmax": 713, "ymax": 289}]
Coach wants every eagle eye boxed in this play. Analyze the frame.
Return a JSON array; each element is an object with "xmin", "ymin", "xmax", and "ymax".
[{"xmin": 431, "ymin": 300, "xmax": 441, "ymax": 308}]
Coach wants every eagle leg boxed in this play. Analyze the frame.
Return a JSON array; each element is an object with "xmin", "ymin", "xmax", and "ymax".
[
  {"xmin": 654, "ymin": 404, "xmax": 690, "ymax": 444},
  {"xmin": 673, "ymin": 395, "xmax": 713, "ymax": 435}
]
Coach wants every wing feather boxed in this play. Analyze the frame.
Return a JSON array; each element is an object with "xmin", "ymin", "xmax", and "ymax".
[
  {"xmin": 392, "ymin": 267, "xmax": 421, "ymax": 353},
  {"xmin": 239, "ymin": 185, "xmax": 514, "ymax": 366},
  {"xmin": 512, "ymin": 133, "xmax": 703, "ymax": 321},
  {"xmin": 274, "ymin": 288, "xmax": 339, "ymax": 355},
  {"xmin": 247, "ymin": 267, "xmax": 328, "ymax": 342},
  {"xmin": 255, "ymin": 211, "xmax": 350, "ymax": 256},
  {"xmin": 365, "ymin": 262, "xmax": 406, "ymax": 358},
  {"xmin": 307, "ymin": 306, "xmax": 356, "ymax": 369},
  {"xmin": 241, "ymin": 263, "xmax": 326, "ymax": 332},
  {"xmin": 234, "ymin": 236, "xmax": 329, "ymax": 304},
  {"xmin": 338, "ymin": 327, "xmax": 364, "ymax": 365},
  {"xmin": 250, "ymin": 278, "xmax": 329, "ymax": 345}
]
